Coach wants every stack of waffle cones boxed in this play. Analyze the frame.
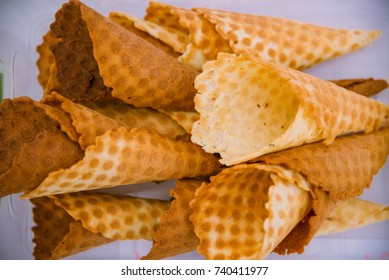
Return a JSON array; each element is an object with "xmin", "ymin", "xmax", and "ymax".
[{"xmin": 1, "ymin": 0, "xmax": 388, "ymax": 260}]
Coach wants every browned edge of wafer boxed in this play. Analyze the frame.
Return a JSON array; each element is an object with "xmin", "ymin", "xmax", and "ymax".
[
  {"xmin": 331, "ymin": 78, "xmax": 388, "ymax": 97},
  {"xmin": 142, "ymin": 179, "xmax": 202, "ymax": 259}
]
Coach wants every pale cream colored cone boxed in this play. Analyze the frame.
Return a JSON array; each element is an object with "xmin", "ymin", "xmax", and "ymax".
[
  {"xmin": 316, "ymin": 198, "xmax": 389, "ymax": 236},
  {"xmin": 192, "ymin": 53, "xmax": 389, "ymax": 165}
]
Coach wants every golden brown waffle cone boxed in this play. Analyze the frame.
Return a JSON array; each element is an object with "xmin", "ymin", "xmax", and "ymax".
[
  {"xmin": 51, "ymin": 220, "xmax": 112, "ymax": 260},
  {"xmin": 331, "ymin": 78, "xmax": 388, "ymax": 97},
  {"xmin": 48, "ymin": 92, "xmax": 186, "ymax": 147},
  {"xmin": 133, "ymin": 17, "xmax": 189, "ymax": 54},
  {"xmin": 49, "ymin": 0, "xmax": 113, "ymax": 102},
  {"xmin": 146, "ymin": 181, "xmax": 386, "ymax": 259},
  {"xmin": 254, "ymin": 129, "xmax": 389, "ymax": 254},
  {"xmin": 145, "ymin": 2, "xmax": 231, "ymax": 70},
  {"xmin": 85, "ymin": 101, "xmax": 186, "ymax": 139},
  {"xmin": 190, "ymin": 164, "xmax": 312, "ymax": 259},
  {"xmin": 158, "ymin": 109, "xmax": 199, "ymax": 135},
  {"xmin": 316, "ymin": 198, "xmax": 389, "ymax": 236},
  {"xmin": 78, "ymin": 1, "xmax": 198, "ymax": 111},
  {"xmin": 192, "ymin": 53, "xmax": 389, "ymax": 165},
  {"xmin": 52, "ymin": 192, "xmax": 170, "ymax": 240},
  {"xmin": 22, "ymin": 127, "xmax": 221, "ymax": 198},
  {"xmin": 144, "ymin": 1, "xmax": 186, "ymax": 32},
  {"xmin": 142, "ymin": 179, "xmax": 202, "ymax": 260},
  {"xmin": 0, "ymin": 97, "xmax": 84, "ymax": 197},
  {"xmin": 109, "ymin": 11, "xmax": 179, "ymax": 58},
  {"xmin": 31, "ymin": 196, "xmax": 111, "ymax": 260},
  {"xmin": 255, "ymin": 129, "xmax": 389, "ymax": 201},
  {"xmin": 36, "ymin": 30, "xmax": 58, "ymax": 89},
  {"xmin": 48, "ymin": 92, "xmax": 123, "ymax": 149},
  {"xmin": 196, "ymin": 8, "xmax": 381, "ymax": 70}
]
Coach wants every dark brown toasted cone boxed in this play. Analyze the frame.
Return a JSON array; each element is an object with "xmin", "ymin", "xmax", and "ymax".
[
  {"xmin": 31, "ymin": 196, "xmax": 112, "ymax": 260},
  {"xmin": 142, "ymin": 179, "xmax": 202, "ymax": 260},
  {"xmin": 49, "ymin": 0, "xmax": 113, "ymax": 102},
  {"xmin": 331, "ymin": 78, "xmax": 388, "ymax": 97},
  {"xmin": 0, "ymin": 97, "xmax": 84, "ymax": 197}
]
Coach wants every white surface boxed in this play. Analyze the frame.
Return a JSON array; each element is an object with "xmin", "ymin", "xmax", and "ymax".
[{"xmin": 0, "ymin": 0, "xmax": 388, "ymax": 260}]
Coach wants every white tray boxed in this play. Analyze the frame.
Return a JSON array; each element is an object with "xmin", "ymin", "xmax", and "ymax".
[{"xmin": 0, "ymin": 0, "xmax": 388, "ymax": 260}]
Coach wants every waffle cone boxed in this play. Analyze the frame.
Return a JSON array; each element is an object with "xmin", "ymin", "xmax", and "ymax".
[
  {"xmin": 22, "ymin": 127, "xmax": 221, "ymax": 198},
  {"xmin": 155, "ymin": 77, "xmax": 380, "ymax": 137},
  {"xmin": 79, "ymin": 1, "xmax": 198, "ymax": 111},
  {"xmin": 49, "ymin": 0, "xmax": 113, "ymax": 102},
  {"xmin": 255, "ymin": 129, "xmax": 389, "ymax": 201},
  {"xmin": 52, "ymin": 192, "xmax": 170, "ymax": 240},
  {"xmin": 142, "ymin": 179, "xmax": 202, "ymax": 260},
  {"xmin": 331, "ymin": 78, "xmax": 388, "ymax": 97},
  {"xmin": 49, "ymin": 92, "xmax": 186, "ymax": 147},
  {"xmin": 192, "ymin": 53, "xmax": 389, "ymax": 165},
  {"xmin": 158, "ymin": 109, "xmax": 199, "ymax": 135},
  {"xmin": 48, "ymin": 92, "xmax": 123, "ymax": 149},
  {"xmin": 85, "ymin": 101, "xmax": 186, "ymax": 139},
  {"xmin": 145, "ymin": 2, "xmax": 231, "ymax": 70},
  {"xmin": 0, "ymin": 97, "xmax": 84, "ymax": 197},
  {"xmin": 31, "ymin": 196, "xmax": 111, "ymax": 260},
  {"xmin": 196, "ymin": 8, "xmax": 381, "ymax": 70},
  {"xmin": 109, "ymin": 11, "xmax": 179, "ymax": 58},
  {"xmin": 189, "ymin": 164, "xmax": 311, "ymax": 259},
  {"xmin": 316, "ymin": 198, "xmax": 389, "ymax": 236},
  {"xmin": 133, "ymin": 16, "xmax": 189, "ymax": 54}
]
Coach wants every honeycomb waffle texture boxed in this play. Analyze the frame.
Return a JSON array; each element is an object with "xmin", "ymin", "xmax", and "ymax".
[
  {"xmin": 51, "ymin": 93, "xmax": 123, "ymax": 149},
  {"xmin": 79, "ymin": 1, "xmax": 198, "ymax": 111},
  {"xmin": 22, "ymin": 127, "xmax": 221, "ymax": 198},
  {"xmin": 109, "ymin": 11, "xmax": 179, "ymax": 58},
  {"xmin": 145, "ymin": 2, "xmax": 231, "ymax": 70},
  {"xmin": 0, "ymin": 97, "xmax": 84, "ymax": 197},
  {"xmin": 31, "ymin": 196, "xmax": 111, "ymax": 260},
  {"xmin": 255, "ymin": 129, "xmax": 389, "ymax": 201},
  {"xmin": 53, "ymin": 192, "xmax": 170, "ymax": 240},
  {"xmin": 189, "ymin": 164, "xmax": 311, "ymax": 259},
  {"xmin": 196, "ymin": 8, "xmax": 381, "ymax": 70},
  {"xmin": 142, "ymin": 179, "xmax": 202, "ymax": 259},
  {"xmin": 133, "ymin": 17, "xmax": 189, "ymax": 53},
  {"xmin": 192, "ymin": 53, "xmax": 389, "ymax": 165},
  {"xmin": 50, "ymin": 0, "xmax": 113, "ymax": 102},
  {"xmin": 158, "ymin": 109, "xmax": 200, "ymax": 135},
  {"xmin": 86, "ymin": 101, "xmax": 186, "ymax": 139}
]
